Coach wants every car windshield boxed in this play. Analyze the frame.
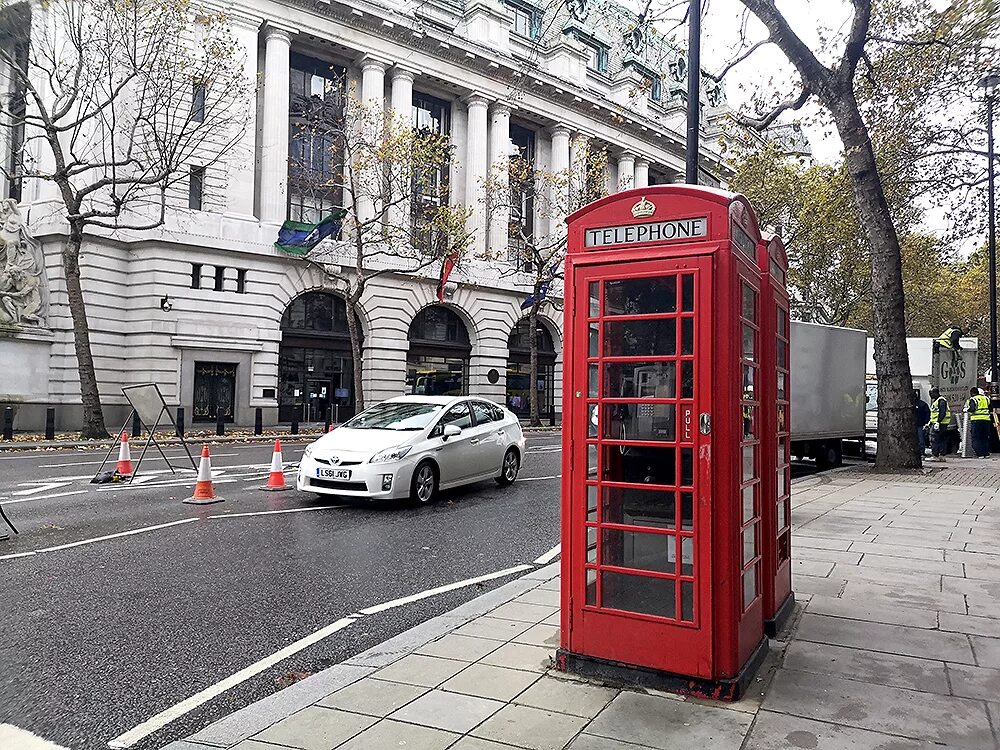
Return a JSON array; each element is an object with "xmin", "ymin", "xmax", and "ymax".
[{"xmin": 343, "ymin": 402, "xmax": 445, "ymax": 431}]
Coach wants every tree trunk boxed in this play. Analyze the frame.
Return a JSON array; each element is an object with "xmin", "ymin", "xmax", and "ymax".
[
  {"xmin": 63, "ymin": 224, "xmax": 110, "ymax": 439},
  {"xmin": 829, "ymin": 93, "xmax": 918, "ymax": 469},
  {"xmin": 528, "ymin": 303, "xmax": 541, "ymax": 427},
  {"xmin": 346, "ymin": 291, "xmax": 365, "ymax": 414}
]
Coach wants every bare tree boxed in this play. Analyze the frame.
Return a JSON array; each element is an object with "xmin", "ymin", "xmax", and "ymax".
[
  {"xmin": 487, "ymin": 139, "xmax": 608, "ymax": 426},
  {"xmin": 700, "ymin": 0, "xmax": 996, "ymax": 469},
  {"xmin": 295, "ymin": 100, "xmax": 474, "ymax": 413},
  {"xmin": 0, "ymin": 0, "xmax": 250, "ymax": 437}
]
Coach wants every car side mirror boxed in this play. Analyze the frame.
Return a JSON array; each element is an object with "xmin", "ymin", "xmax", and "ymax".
[{"xmin": 442, "ymin": 424, "xmax": 461, "ymax": 440}]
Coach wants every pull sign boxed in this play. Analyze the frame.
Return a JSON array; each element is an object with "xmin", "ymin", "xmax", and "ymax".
[{"xmin": 699, "ymin": 413, "xmax": 712, "ymax": 435}]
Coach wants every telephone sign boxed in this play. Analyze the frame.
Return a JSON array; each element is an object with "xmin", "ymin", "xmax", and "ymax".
[{"xmin": 557, "ymin": 185, "xmax": 787, "ymax": 700}]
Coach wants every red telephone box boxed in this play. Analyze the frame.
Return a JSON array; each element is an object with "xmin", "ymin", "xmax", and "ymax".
[
  {"xmin": 557, "ymin": 185, "xmax": 781, "ymax": 699},
  {"xmin": 759, "ymin": 234, "xmax": 794, "ymax": 636}
]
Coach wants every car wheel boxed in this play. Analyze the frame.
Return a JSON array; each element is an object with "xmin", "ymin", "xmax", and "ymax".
[
  {"xmin": 495, "ymin": 449, "xmax": 520, "ymax": 487},
  {"xmin": 410, "ymin": 461, "xmax": 438, "ymax": 504}
]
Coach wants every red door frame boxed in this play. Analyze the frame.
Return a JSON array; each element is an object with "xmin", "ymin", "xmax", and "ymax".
[{"xmin": 563, "ymin": 255, "xmax": 715, "ymax": 677}]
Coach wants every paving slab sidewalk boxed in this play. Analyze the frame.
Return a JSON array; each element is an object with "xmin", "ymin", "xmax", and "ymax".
[{"xmin": 160, "ymin": 464, "xmax": 1000, "ymax": 750}]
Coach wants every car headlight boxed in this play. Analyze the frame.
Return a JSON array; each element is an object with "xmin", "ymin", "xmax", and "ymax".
[
  {"xmin": 370, "ymin": 446, "xmax": 413, "ymax": 463},
  {"xmin": 303, "ymin": 444, "xmax": 314, "ymax": 459}
]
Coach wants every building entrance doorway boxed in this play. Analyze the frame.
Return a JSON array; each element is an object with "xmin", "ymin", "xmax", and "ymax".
[
  {"xmin": 193, "ymin": 362, "xmax": 237, "ymax": 423},
  {"xmin": 279, "ymin": 292, "xmax": 361, "ymax": 423}
]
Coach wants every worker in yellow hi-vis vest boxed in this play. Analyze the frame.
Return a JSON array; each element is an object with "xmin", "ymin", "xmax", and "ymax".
[
  {"xmin": 967, "ymin": 387, "xmax": 992, "ymax": 458},
  {"xmin": 928, "ymin": 387, "xmax": 951, "ymax": 462}
]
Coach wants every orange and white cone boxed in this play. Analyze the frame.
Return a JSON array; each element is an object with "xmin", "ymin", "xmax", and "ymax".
[
  {"xmin": 116, "ymin": 431, "xmax": 133, "ymax": 476},
  {"xmin": 184, "ymin": 444, "xmax": 223, "ymax": 504},
  {"xmin": 261, "ymin": 439, "xmax": 289, "ymax": 491}
]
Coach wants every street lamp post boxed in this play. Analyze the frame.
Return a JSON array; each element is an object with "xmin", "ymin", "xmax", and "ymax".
[
  {"xmin": 978, "ymin": 72, "xmax": 999, "ymax": 395},
  {"xmin": 684, "ymin": 0, "xmax": 701, "ymax": 184}
]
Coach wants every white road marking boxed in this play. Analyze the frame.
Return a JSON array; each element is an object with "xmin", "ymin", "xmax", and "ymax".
[
  {"xmin": 359, "ymin": 564, "xmax": 535, "ymax": 616},
  {"xmin": 533, "ymin": 544, "xmax": 561, "ymax": 565},
  {"xmin": 208, "ymin": 505, "xmax": 344, "ymax": 519},
  {"xmin": 0, "ymin": 551, "xmax": 37, "ymax": 561},
  {"xmin": 0, "ymin": 724, "xmax": 69, "ymax": 749},
  {"xmin": 12, "ymin": 482, "xmax": 72, "ymax": 496},
  {"xmin": 36, "ymin": 454, "xmax": 237, "ymax": 468},
  {"xmin": 107, "ymin": 616, "xmax": 359, "ymax": 749},
  {"xmin": 34, "ymin": 518, "xmax": 199, "ymax": 553},
  {"xmin": 5, "ymin": 490, "xmax": 91, "ymax": 504},
  {"xmin": 520, "ymin": 475, "xmax": 561, "ymax": 482}
]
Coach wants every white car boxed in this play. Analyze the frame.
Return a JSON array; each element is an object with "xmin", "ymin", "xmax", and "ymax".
[{"xmin": 296, "ymin": 395, "xmax": 526, "ymax": 503}]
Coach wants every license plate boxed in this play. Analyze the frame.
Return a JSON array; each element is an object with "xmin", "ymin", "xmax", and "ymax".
[{"xmin": 316, "ymin": 468, "xmax": 352, "ymax": 480}]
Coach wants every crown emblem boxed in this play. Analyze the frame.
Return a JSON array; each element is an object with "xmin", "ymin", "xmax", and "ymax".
[{"xmin": 631, "ymin": 196, "xmax": 655, "ymax": 218}]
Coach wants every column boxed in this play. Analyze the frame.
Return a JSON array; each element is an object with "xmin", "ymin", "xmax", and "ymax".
[
  {"xmin": 570, "ymin": 133, "xmax": 590, "ymax": 206},
  {"xmin": 487, "ymin": 102, "xmax": 511, "ymax": 257},
  {"xmin": 634, "ymin": 158, "xmax": 650, "ymax": 189},
  {"xmin": 464, "ymin": 93, "xmax": 489, "ymax": 256},
  {"xmin": 389, "ymin": 66, "xmax": 415, "ymax": 239},
  {"xmin": 617, "ymin": 153, "xmax": 635, "ymax": 192},
  {"xmin": 259, "ymin": 24, "xmax": 293, "ymax": 224},
  {"xmin": 224, "ymin": 12, "xmax": 262, "ymax": 217},
  {"xmin": 357, "ymin": 57, "xmax": 387, "ymax": 227},
  {"xmin": 360, "ymin": 57, "xmax": 387, "ymax": 113},
  {"xmin": 549, "ymin": 125, "xmax": 571, "ymax": 228},
  {"xmin": 390, "ymin": 66, "xmax": 414, "ymax": 123}
]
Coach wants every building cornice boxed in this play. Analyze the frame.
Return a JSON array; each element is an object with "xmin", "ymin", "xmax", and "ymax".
[{"xmin": 266, "ymin": 0, "xmax": 716, "ymax": 169}]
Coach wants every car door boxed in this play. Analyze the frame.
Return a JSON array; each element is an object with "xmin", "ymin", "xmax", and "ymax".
[
  {"xmin": 470, "ymin": 400, "xmax": 507, "ymax": 475},
  {"xmin": 431, "ymin": 402, "xmax": 478, "ymax": 485}
]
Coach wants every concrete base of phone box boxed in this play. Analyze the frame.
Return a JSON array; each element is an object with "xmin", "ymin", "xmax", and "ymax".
[{"xmin": 555, "ymin": 637, "xmax": 768, "ymax": 702}]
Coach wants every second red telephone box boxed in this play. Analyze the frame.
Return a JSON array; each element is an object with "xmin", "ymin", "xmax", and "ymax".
[{"xmin": 557, "ymin": 185, "xmax": 786, "ymax": 699}]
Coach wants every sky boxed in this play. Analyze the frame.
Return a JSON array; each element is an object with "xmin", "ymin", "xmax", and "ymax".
[{"xmin": 697, "ymin": 0, "xmax": 854, "ymax": 163}]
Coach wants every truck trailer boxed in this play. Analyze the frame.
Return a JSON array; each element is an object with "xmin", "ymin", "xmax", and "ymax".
[{"xmin": 790, "ymin": 321, "xmax": 868, "ymax": 469}]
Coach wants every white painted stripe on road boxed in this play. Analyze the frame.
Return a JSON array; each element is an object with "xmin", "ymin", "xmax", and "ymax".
[
  {"xmin": 0, "ymin": 724, "xmax": 69, "ymax": 749},
  {"xmin": 35, "ymin": 518, "xmax": 199, "ymax": 553},
  {"xmin": 5, "ymin": 490, "xmax": 90, "ymax": 505},
  {"xmin": 208, "ymin": 505, "xmax": 344, "ymax": 519},
  {"xmin": 0, "ymin": 551, "xmax": 37, "ymax": 561},
  {"xmin": 36, "ymin": 454, "xmax": 238, "ymax": 468},
  {"xmin": 520, "ymin": 475, "xmax": 561, "ymax": 482},
  {"xmin": 107, "ymin": 616, "xmax": 358, "ymax": 749},
  {"xmin": 533, "ymin": 544, "xmax": 561, "ymax": 565},
  {"xmin": 12, "ymin": 482, "xmax": 72, "ymax": 496},
  {"xmin": 359, "ymin": 564, "xmax": 534, "ymax": 616}
]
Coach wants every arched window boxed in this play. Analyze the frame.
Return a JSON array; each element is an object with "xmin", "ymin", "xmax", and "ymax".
[
  {"xmin": 278, "ymin": 292, "xmax": 361, "ymax": 423},
  {"xmin": 507, "ymin": 319, "xmax": 557, "ymax": 417},
  {"xmin": 407, "ymin": 306, "xmax": 471, "ymax": 396}
]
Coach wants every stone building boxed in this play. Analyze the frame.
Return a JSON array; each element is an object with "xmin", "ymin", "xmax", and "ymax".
[{"xmin": 0, "ymin": 0, "xmax": 727, "ymax": 431}]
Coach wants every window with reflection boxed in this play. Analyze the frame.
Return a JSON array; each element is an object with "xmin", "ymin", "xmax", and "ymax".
[
  {"xmin": 408, "ymin": 306, "xmax": 471, "ymax": 396},
  {"xmin": 411, "ymin": 92, "xmax": 451, "ymax": 253},
  {"xmin": 288, "ymin": 54, "xmax": 346, "ymax": 224}
]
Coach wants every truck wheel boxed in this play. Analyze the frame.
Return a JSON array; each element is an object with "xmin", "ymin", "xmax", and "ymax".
[{"xmin": 816, "ymin": 442, "xmax": 841, "ymax": 471}]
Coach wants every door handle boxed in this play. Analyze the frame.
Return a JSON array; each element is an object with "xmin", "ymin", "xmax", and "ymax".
[{"xmin": 470, "ymin": 439, "xmax": 480, "ymax": 445}]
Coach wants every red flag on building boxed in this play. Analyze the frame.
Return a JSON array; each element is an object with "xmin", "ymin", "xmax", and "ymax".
[{"xmin": 436, "ymin": 253, "xmax": 458, "ymax": 301}]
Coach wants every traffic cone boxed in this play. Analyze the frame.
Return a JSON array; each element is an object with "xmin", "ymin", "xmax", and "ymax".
[
  {"xmin": 116, "ymin": 431, "xmax": 133, "ymax": 476},
  {"xmin": 184, "ymin": 444, "xmax": 223, "ymax": 504},
  {"xmin": 261, "ymin": 439, "xmax": 289, "ymax": 491}
]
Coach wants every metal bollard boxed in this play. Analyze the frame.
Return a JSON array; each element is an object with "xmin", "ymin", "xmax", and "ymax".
[
  {"xmin": 216, "ymin": 407, "xmax": 225, "ymax": 436},
  {"xmin": 2, "ymin": 406, "xmax": 12, "ymax": 440},
  {"xmin": 45, "ymin": 407, "xmax": 55, "ymax": 440},
  {"xmin": 254, "ymin": 407, "xmax": 263, "ymax": 435},
  {"xmin": 131, "ymin": 410, "xmax": 141, "ymax": 439},
  {"xmin": 176, "ymin": 406, "xmax": 185, "ymax": 438},
  {"xmin": 324, "ymin": 404, "xmax": 332, "ymax": 433},
  {"xmin": 291, "ymin": 412, "xmax": 299, "ymax": 435},
  {"xmin": 549, "ymin": 408, "xmax": 556, "ymax": 427}
]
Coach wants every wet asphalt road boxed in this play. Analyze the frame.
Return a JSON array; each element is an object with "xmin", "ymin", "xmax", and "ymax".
[{"xmin": 0, "ymin": 435, "xmax": 564, "ymax": 750}]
